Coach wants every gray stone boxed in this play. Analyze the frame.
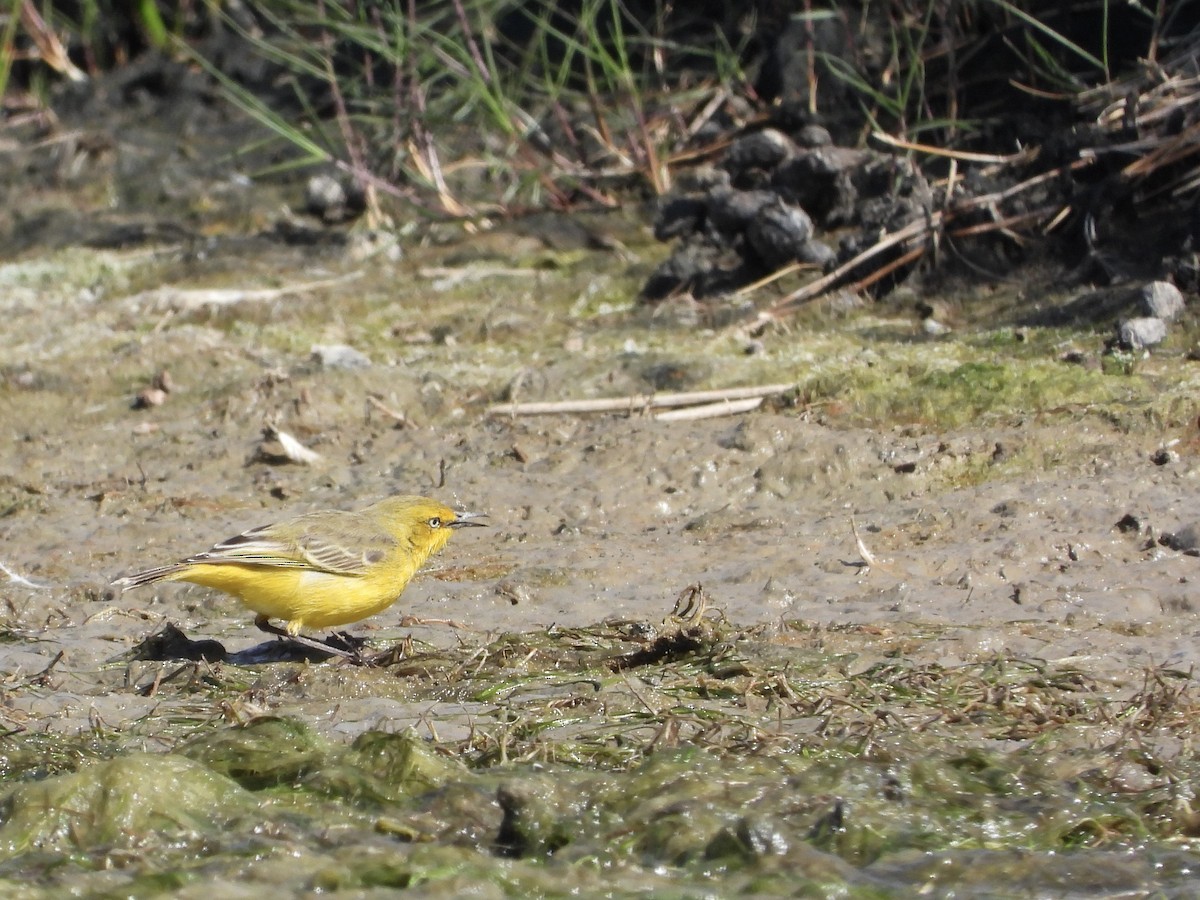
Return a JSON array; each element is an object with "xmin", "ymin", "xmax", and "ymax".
[
  {"xmin": 1117, "ymin": 317, "xmax": 1168, "ymax": 350},
  {"xmin": 305, "ymin": 174, "xmax": 346, "ymax": 219},
  {"xmin": 311, "ymin": 343, "xmax": 371, "ymax": 369},
  {"xmin": 1138, "ymin": 281, "xmax": 1185, "ymax": 322}
]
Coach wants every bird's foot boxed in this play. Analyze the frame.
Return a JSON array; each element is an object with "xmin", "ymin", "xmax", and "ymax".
[
  {"xmin": 321, "ymin": 630, "xmax": 372, "ymax": 665},
  {"xmin": 253, "ymin": 616, "xmax": 369, "ymax": 663}
]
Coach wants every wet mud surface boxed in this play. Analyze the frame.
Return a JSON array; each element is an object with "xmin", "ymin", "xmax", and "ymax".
[{"xmin": 3, "ymin": 97, "xmax": 1200, "ymax": 895}]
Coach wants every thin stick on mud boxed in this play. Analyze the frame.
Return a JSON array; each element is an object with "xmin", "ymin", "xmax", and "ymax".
[
  {"xmin": 871, "ymin": 131, "xmax": 1038, "ymax": 166},
  {"xmin": 487, "ymin": 383, "xmax": 793, "ymax": 417},
  {"xmin": 735, "ymin": 260, "xmax": 813, "ymax": 297},
  {"xmin": 654, "ymin": 397, "xmax": 763, "ymax": 421},
  {"xmin": 127, "ymin": 272, "xmax": 366, "ymax": 313},
  {"xmin": 365, "ymin": 395, "xmax": 408, "ymax": 427}
]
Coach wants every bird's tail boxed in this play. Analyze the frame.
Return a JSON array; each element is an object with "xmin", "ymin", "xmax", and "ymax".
[{"xmin": 110, "ymin": 564, "xmax": 187, "ymax": 590}]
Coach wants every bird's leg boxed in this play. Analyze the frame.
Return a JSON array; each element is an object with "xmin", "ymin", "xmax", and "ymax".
[
  {"xmin": 254, "ymin": 615, "xmax": 290, "ymax": 638},
  {"xmin": 253, "ymin": 614, "xmax": 359, "ymax": 661}
]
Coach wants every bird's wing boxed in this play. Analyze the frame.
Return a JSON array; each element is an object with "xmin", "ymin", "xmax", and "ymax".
[
  {"xmin": 184, "ymin": 511, "xmax": 396, "ymax": 576},
  {"xmin": 295, "ymin": 532, "xmax": 388, "ymax": 576},
  {"xmin": 184, "ymin": 522, "xmax": 311, "ymax": 569}
]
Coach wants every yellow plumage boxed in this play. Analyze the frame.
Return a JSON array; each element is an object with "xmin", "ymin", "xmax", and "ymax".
[{"xmin": 112, "ymin": 495, "xmax": 485, "ymax": 637}]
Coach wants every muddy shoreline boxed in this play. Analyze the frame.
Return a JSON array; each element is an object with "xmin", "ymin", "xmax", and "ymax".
[{"xmin": 3, "ymin": 80, "xmax": 1200, "ymax": 895}]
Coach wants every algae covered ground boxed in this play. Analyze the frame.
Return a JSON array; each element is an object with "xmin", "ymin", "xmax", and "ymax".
[{"xmin": 1, "ymin": 217, "xmax": 1200, "ymax": 897}]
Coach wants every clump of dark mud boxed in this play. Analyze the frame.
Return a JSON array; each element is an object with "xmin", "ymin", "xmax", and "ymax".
[
  {"xmin": 644, "ymin": 20, "xmax": 1200, "ymax": 331},
  {"xmin": 645, "ymin": 126, "xmax": 931, "ymax": 300}
]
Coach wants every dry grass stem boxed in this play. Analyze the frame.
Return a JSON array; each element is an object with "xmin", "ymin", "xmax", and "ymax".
[
  {"xmin": 653, "ymin": 397, "xmax": 763, "ymax": 421},
  {"xmin": 488, "ymin": 383, "xmax": 793, "ymax": 417}
]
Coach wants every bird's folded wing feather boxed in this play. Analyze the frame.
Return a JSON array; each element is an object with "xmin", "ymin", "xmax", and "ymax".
[
  {"xmin": 186, "ymin": 520, "xmax": 391, "ymax": 577},
  {"xmin": 298, "ymin": 534, "xmax": 386, "ymax": 575}
]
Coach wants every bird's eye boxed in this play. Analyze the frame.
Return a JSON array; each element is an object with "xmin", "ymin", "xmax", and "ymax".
[{"xmin": 428, "ymin": 517, "xmax": 442, "ymax": 529}]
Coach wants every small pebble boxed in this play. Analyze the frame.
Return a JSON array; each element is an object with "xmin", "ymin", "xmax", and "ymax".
[
  {"xmin": 1117, "ymin": 317, "xmax": 1167, "ymax": 350},
  {"xmin": 1138, "ymin": 281, "xmax": 1185, "ymax": 322},
  {"xmin": 311, "ymin": 344, "xmax": 371, "ymax": 369},
  {"xmin": 1161, "ymin": 523, "xmax": 1200, "ymax": 554},
  {"xmin": 133, "ymin": 387, "xmax": 167, "ymax": 409}
]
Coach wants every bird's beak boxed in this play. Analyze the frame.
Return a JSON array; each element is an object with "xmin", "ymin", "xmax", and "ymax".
[{"xmin": 450, "ymin": 510, "xmax": 489, "ymax": 528}]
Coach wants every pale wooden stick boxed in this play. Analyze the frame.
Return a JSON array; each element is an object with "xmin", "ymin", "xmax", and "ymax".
[
  {"xmin": 489, "ymin": 396, "xmax": 652, "ymax": 415},
  {"xmin": 654, "ymin": 397, "xmax": 763, "ymax": 421},
  {"xmin": 487, "ymin": 383, "xmax": 793, "ymax": 417},
  {"xmin": 127, "ymin": 273, "xmax": 364, "ymax": 313},
  {"xmin": 365, "ymin": 394, "xmax": 409, "ymax": 426},
  {"xmin": 871, "ymin": 131, "xmax": 1037, "ymax": 166},
  {"xmin": 735, "ymin": 260, "xmax": 812, "ymax": 297},
  {"xmin": 760, "ymin": 214, "xmax": 936, "ymax": 317}
]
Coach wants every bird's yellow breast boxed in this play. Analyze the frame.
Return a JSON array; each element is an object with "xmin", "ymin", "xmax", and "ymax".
[{"xmin": 171, "ymin": 558, "xmax": 421, "ymax": 632}]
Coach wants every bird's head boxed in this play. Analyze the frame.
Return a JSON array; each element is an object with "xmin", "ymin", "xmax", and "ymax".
[{"xmin": 377, "ymin": 495, "xmax": 488, "ymax": 556}]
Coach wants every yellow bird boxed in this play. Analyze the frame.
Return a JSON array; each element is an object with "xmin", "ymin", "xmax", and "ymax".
[{"xmin": 112, "ymin": 495, "xmax": 486, "ymax": 644}]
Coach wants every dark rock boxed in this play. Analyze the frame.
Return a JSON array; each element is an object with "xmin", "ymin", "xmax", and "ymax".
[
  {"xmin": 643, "ymin": 109, "xmax": 930, "ymax": 300},
  {"xmin": 724, "ymin": 128, "xmax": 796, "ymax": 173},
  {"xmin": 1150, "ymin": 447, "xmax": 1178, "ymax": 466},
  {"xmin": 1161, "ymin": 523, "xmax": 1200, "ymax": 555},
  {"xmin": 707, "ymin": 187, "xmax": 774, "ymax": 234},
  {"xmin": 1114, "ymin": 513, "xmax": 1142, "ymax": 534},
  {"xmin": 642, "ymin": 233, "xmax": 748, "ymax": 299},
  {"xmin": 643, "ymin": 234, "xmax": 717, "ymax": 298},
  {"xmin": 771, "ymin": 147, "xmax": 867, "ymax": 225},
  {"xmin": 992, "ymin": 500, "xmax": 1025, "ymax": 518},
  {"xmin": 746, "ymin": 200, "xmax": 813, "ymax": 270},
  {"xmin": 130, "ymin": 623, "xmax": 227, "ymax": 662},
  {"xmin": 796, "ymin": 238, "xmax": 837, "ymax": 269},
  {"xmin": 795, "ymin": 124, "xmax": 833, "ymax": 147},
  {"xmin": 653, "ymin": 195, "xmax": 708, "ymax": 241},
  {"xmin": 795, "ymin": 146, "xmax": 863, "ymax": 179},
  {"xmin": 854, "ymin": 158, "xmax": 932, "ymax": 232},
  {"xmin": 673, "ymin": 165, "xmax": 730, "ymax": 193}
]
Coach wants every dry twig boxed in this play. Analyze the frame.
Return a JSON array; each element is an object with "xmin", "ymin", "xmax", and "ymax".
[{"xmin": 487, "ymin": 383, "xmax": 793, "ymax": 417}]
